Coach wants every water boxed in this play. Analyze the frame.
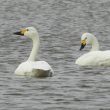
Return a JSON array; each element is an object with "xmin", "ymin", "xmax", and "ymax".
[{"xmin": 0, "ymin": 0, "xmax": 110, "ymax": 109}]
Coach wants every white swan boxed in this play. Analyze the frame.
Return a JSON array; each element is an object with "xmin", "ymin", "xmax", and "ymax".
[
  {"xmin": 14, "ymin": 27, "xmax": 53, "ymax": 77},
  {"xmin": 75, "ymin": 33, "xmax": 110, "ymax": 66}
]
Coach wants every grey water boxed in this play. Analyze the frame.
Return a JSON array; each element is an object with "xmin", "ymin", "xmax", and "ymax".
[{"xmin": 0, "ymin": 0, "xmax": 110, "ymax": 109}]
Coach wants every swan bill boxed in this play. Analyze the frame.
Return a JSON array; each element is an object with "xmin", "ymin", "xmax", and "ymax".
[
  {"xmin": 80, "ymin": 44, "xmax": 86, "ymax": 50},
  {"xmin": 14, "ymin": 28, "xmax": 28, "ymax": 36},
  {"xmin": 14, "ymin": 31, "xmax": 24, "ymax": 36},
  {"xmin": 80, "ymin": 39, "xmax": 86, "ymax": 50}
]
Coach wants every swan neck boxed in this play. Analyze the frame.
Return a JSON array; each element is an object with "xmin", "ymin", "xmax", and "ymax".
[
  {"xmin": 28, "ymin": 36, "xmax": 39, "ymax": 61},
  {"xmin": 91, "ymin": 36, "xmax": 99, "ymax": 51}
]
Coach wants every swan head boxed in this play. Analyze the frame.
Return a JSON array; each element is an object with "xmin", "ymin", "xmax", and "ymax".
[
  {"xmin": 14, "ymin": 27, "xmax": 38, "ymax": 39},
  {"xmin": 80, "ymin": 33, "xmax": 94, "ymax": 50}
]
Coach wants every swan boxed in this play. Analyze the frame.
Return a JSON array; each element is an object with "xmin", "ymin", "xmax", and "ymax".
[
  {"xmin": 14, "ymin": 27, "xmax": 53, "ymax": 77},
  {"xmin": 75, "ymin": 33, "xmax": 110, "ymax": 66}
]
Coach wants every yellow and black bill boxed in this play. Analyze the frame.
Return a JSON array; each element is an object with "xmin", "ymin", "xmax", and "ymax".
[
  {"xmin": 14, "ymin": 31, "xmax": 24, "ymax": 35},
  {"xmin": 13, "ymin": 28, "xmax": 28, "ymax": 36},
  {"xmin": 80, "ymin": 39, "xmax": 86, "ymax": 50}
]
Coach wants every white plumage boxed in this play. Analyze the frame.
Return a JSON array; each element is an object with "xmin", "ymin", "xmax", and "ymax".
[
  {"xmin": 75, "ymin": 33, "xmax": 110, "ymax": 66},
  {"xmin": 14, "ymin": 27, "xmax": 53, "ymax": 77}
]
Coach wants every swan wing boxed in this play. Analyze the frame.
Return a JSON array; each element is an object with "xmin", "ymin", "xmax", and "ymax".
[
  {"xmin": 31, "ymin": 61, "xmax": 53, "ymax": 77},
  {"xmin": 32, "ymin": 61, "xmax": 52, "ymax": 70}
]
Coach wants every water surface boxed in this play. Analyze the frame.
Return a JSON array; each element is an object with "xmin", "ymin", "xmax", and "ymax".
[{"xmin": 0, "ymin": 0, "xmax": 110, "ymax": 109}]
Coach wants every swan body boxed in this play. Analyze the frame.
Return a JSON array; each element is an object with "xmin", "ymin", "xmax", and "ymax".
[
  {"xmin": 76, "ymin": 50, "xmax": 110, "ymax": 66},
  {"xmin": 15, "ymin": 61, "xmax": 53, "ymax": 77},
  {"xmin": 14, "ymin": 27, "xmax": 53, "ymax": 77},
  {"xmin": 75, "ymin": 33, "xmax": 110, "ymax": 66}
]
